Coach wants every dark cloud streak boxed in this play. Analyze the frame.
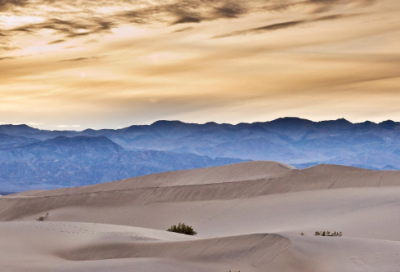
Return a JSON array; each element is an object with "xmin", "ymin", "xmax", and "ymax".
[
  {"xmin": 117, "ymin": 0, "xmax": 248, "ymax": 26},
  {"xmin": 213, "ymin": 13, "xmax": 361, "ymax": 38},
  {"xmin": 48, "ymin": 39, "xmax": 65, "ymax": 45},
  {"xmin": 171, "ymin": 27, "xmax": 193, "ymax": 33},
  {"xmin": 9, "ymin": 18, "xmax": 114, "ymax": 39},
  {"xmin": 0, "ymin": 56, "xmax": 16, "ymax": 61},
  {"xmin": 59, "ymin": 56, "xmax": 105, "ymax": 62}
]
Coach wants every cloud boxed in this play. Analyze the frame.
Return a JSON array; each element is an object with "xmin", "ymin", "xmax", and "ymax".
[
  {"xmin": 114, "ymin": 0, "xmax": 372, "ymax": 27},
  {"xmin": 171, "ymin": 27, "xmax": 193, "ymax": 33},
  {"xmin": 0, "ymin": 0, "xmax": 28, "ymax": 11},
  {"xmin": 59, "ymin": 56, "xmax": 105, "ymax": 62},
  {"xmin": 213, "ymin": 13, "xmax": 360, "ymax": 38},
  {"xmin": 0, "ymin": 46, "xmax": 19, "ymax": 51},
  {"xmin": 10, "ymin": 18, "xmax": 114, "ymax": 39},
  {"xmin": 306, "ymin": 0, "xmax": 376, "ymax": 5},
  {"xmin": 48, "ymin": 39, "xmax": 65, "ymax": 45},
  {"xmin": 0, "ymin": 56, "xmax": 15, "ymax": 61},
  {"xmin": 117, "ymin": 0, "xmax": 248, "ymax": 26},
  {"xmin": 56, "ymin": 125, "xmax": 81, "ymax": 128},
  {"xmin": 0, "ymin": 0, "xmax": 377, "ymax": 46},
  {"xmin": 27, "ymin": 122, "xmax": 44, "ymax": 126}
]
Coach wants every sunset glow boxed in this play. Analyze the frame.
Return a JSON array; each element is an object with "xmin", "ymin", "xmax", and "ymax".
[{"xmin": 1, "ymin": 0, "xmax": 400, "ymax": 129}]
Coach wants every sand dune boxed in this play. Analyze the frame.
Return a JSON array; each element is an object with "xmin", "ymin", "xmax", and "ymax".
[
  {"xmin": 14, "ymin": 161, "xmax": 295, "ymax": 197},
  {"xmin": 1, "ymin": 161, "xmax": 400, "ymax": 271}
]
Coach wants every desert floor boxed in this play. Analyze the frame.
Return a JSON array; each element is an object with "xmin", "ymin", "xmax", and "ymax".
[{"xmin": 1, "ymin": 161, "xmax": 400, "ymax": 272}]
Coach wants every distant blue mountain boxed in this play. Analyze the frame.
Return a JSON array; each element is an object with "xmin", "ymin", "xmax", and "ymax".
[
  {"xmin": 0, "ymin": 192, "xmax": 14, "ymax": 196},
  {"xmin": 1, "ymin": 117, "xmax": 400, "ymax": 191},
  {"xmin": 0, "ymin": 134, "xmax": 243, "ymax": 191}
]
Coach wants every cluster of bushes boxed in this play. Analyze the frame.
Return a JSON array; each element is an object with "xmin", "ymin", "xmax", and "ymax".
[
  {"xmin": 314, "ymin": 231, "xmax": 342, "ymax": 237},
  {"xmin": 36, "ymin": 212, "xmax": 49, "ymax": 221},
  {"xmin": 167, "ymin": 223, "xmax": 197, "ymax": 235}
]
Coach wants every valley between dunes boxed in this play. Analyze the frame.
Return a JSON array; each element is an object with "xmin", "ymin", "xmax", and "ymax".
[{"xmin": 1, "ymin": 161, "xmax": 400, "ymax": 272}]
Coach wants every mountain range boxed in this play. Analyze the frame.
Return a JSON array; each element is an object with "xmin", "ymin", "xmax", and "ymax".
[{"xmin": 1, "ymin": 117, "xmax": 400, "ymax": 191}]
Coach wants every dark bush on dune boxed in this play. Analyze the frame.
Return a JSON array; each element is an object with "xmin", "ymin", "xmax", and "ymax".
[
  {"xmin": 315, "ymin": 231, "xmax": 342, "ymax": 237},
  {"xmin": 167, "ymin": 223, "xmax": 197, "ymax": 235},
  {"xmin": 36, "ymin": 212, "xmax": 49, "ymax": 221}
]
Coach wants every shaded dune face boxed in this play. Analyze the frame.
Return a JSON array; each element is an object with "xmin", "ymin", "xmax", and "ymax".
[
  {"xmin": 1, "ymin": 161, "xmax": 400, "ymax": 272},
  {"xmin": 59, "ymin": 233, "xmax": 290, "ymax": 265}
]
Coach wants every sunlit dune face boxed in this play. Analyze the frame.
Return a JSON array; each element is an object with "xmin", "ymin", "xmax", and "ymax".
[{"xmin": 1, "ymin": 0, "xmax": 400, "ymax": 129}]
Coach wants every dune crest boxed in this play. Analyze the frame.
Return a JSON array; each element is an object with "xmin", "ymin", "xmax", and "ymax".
[{"xmin": 15, "ymin": 161, "xmax": 294, "ymax": 197}]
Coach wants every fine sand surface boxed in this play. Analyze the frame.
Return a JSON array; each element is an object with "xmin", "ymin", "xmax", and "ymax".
[{"xmin": 1, "ymin": 161, "xmax": 400, "ymax": 271}]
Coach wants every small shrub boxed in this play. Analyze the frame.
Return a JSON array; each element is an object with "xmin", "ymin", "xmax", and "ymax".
[
  {"xmin": 314, "ymin": 230, "xmax": 342, "ymax": 237},
  {"xmin": 167, "ymin": 223, "xmax": 197, "ymax": 235},
  {"xmin": 36, "ymin": 212, "xmax": 49, "ymax": 221},
  {"xmin": 301, "ymin": 232, "xmax": 304, "ymax": 236}
]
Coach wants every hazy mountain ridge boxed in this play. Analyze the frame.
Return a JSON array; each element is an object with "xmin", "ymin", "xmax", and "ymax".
[
  {"xmin": 0, "ymin": 133, "xmax": 39, "ymax": 150},
  {"xmin": 0, "ymin": 135, "xmax": 243, "ymax": 191},
  {"xmin": 1, "ymin": 117, "xmax": 400, "ymax": 191}
]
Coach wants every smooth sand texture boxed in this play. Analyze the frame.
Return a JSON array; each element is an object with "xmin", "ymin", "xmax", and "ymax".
[{"xmin": 1, "ymin": 161, "xmax": 400, "ymax": 271}]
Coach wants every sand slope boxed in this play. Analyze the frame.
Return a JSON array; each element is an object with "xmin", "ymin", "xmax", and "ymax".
[{"xmin": 1, "ymin": 161, "xmax": 400, "ymax": 271}]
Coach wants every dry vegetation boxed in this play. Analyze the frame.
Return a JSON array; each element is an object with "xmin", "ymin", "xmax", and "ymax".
[
  {"xmin": 36, "ymin": 213, "xmax": 49, "ymax": 222},
  {"xmin": 315, "ymin": 231, "xmax": 342, "ymax": 237},
  {"xmin": 167, "ymin": 223, "xmax": 197, "ymax": 235}
]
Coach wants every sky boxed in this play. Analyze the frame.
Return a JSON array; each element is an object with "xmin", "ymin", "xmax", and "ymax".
[{"xmin": 0, "ymin": 0, "xmax": 400, "ymax": 130}]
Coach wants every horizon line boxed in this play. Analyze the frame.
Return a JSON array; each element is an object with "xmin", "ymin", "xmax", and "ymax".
[{"xmin": 0, "ymin": 117, "xmax": 398, "ymax": 132}]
